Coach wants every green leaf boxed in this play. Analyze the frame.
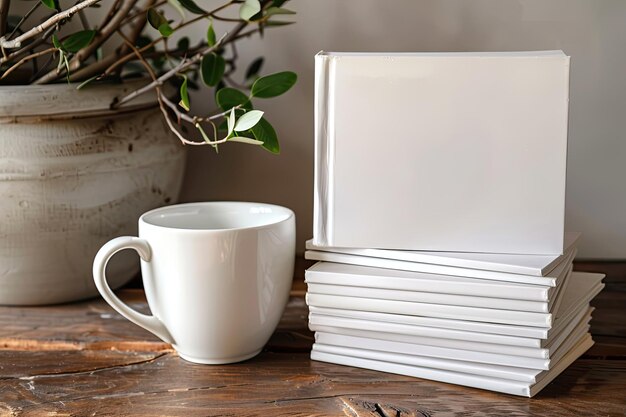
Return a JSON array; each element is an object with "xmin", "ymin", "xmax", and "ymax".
[
  {"xmin": 177, "ymin": 37, "xmax": 190, "ymax": 51},
  {"xmin": 178, "ymin": 0, "xmax": 206, "ymax": 14},
  {"xmin": 147, "ymin": 9, "xmax": 173, "ymax": 37},
  {"xmin": 158, "ymin": 23, "xmax": 174, "ymax": 37},
  {"xmin": 239, "ymin": 0, "xmax": 261, "ymax": 21},
  {"xmin": 234, "ymin": 110, "xmax": 264, "ymax": 131},
  {"xmin": 251, "ymin": 71, "xmax": 297, "ymax": 98},
  {"xmin": 251, "ymin": 117, "xmax": 279, "ymax": 154},
  {"xmin": 207, "ymin": 20, "xmax": 216, "ymax": 46},
  {"xmin": 245, "ymin": 57, "xmax": 264, "ymax": 81},
  {"xmin": 60, "ymin": 30, "xmax": 96, "ymax": 53},
  {"xmin": 215, "ymin": 87, "xmax": 252, "ymax": 111},
  {"xmin": 40, "ymin": 0, "xmax": 59, "ymax": 10},
  {"xmin": 265, "ymin": 7, "xmax": 295, "ymax": 16},
  {"xmin": 272, "ymin": 0, "xmax": 289, "ymax": 7},
  {"xmin": 147, "ymin": 9, "xmax": 163, "ymax": 30},
  {"xmin": 229, "ymin": 136, "xmax": 264, "ymax": 145},
  {"xmin": 264, "ymin": 21, "xmax": 295, "ymax": 27},
  {"xmin": 179, "ymin": 77, "xmax": 190, "ymax": 111},
  {"xmin": 200, "ymin": 53, "xmax": 225, "ymax": 87}
]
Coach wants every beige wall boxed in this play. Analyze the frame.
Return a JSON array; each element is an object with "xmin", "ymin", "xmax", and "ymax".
[{"xmin": 181, "ymin": 0, "xmax": 626, "ymax": 258}]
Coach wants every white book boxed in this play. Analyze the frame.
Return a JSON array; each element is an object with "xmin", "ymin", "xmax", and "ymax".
[
  {"xmin": 305, "ymin": 248, "xmax": 576, "ymax": 287},
  {"xmin": 306, "ymin": 293, "xmax": 554, "ymax": 327},
  {"xmin": 306, "ymin": 232, "xmax": 579, "ymax": 277},
  {"xmin": 311, "ymin": 334, "xmax": 594, "ymax": 397},
  {"xmin": 313, "ymin": 316, "xmax": 591, "ymax": 384},
  {"xmin": 311, "ymin": 312, "xmax": 590, "ymax": 360},
  {"xmin": 306, "ymin": 262, "xmax": 553, "ymax": 301},
  {"xmin": 308, "ymin": 271, "xmax": 604, "ymax": 339},
  {"xmin": 306, "ymin": 274, "xmax": 571, "ymax": 312},
  {"xmin": 314, "ymin": 314, "xmax": 590, "ymax": 370},
  {"xmin": 309, "ymin": 306, "xmax": 593, "ymax": 349},
  {"xmin": 314, "ymin": 51, "xmax": 570, "ymax": 255}
]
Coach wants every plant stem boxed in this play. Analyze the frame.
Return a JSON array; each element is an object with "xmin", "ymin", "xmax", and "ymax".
[
  {"xmin": 113, "ymin": 31, "xmax": 228, "ymax": 108},
  {"xmin": 101, "ymin": 3, "xmax": 236, "ymax": 79},
  {"xmin": 33, "ymin": 0, "xmax": 135, "ymax": 84},
  {"xmin": 120, "ymin": 0, "xmax": 167, "ymax": 25},
  {"xmin": 1, "ymin": 47, "xmax": 56, "ymax": 80},
  {"xmin": 0, "ymin": 0, "xmax": 10, "ymax": 37},
  {"xmin": 118, "ymin": 30, "xmax": 211, "ymax": 145},
  {"xmin": 0, "ymin": 0, "xmax": 102, "ymax": 49},
  {"xmin": 0, "ymin": 25, "xmax": 56, "ymax": 65},
  {"xmin": 6, "ymin": 1, "xmax": 41, "ymax": 40}
]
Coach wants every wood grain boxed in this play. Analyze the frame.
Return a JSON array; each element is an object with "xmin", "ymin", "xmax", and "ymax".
[{"xmin": 0, "ymin": 261, "xmax": 624, "ymax": 416}]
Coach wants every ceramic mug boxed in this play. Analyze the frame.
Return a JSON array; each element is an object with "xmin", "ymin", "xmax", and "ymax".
[{"xmin": 92, "ymin": 202, "xmax": 295, "ymax": 364}]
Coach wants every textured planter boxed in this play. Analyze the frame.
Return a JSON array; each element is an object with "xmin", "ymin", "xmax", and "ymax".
[{"xmin": 0, "ymin": 81, "xmax": 186, "ymax": 305}]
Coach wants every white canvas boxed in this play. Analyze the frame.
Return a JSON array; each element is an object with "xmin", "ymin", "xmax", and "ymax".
[
  {"xmin": 306, "ymin": 233, "xmax": 580, "ymax": 277},
  {"xmin": 314, "ymin": 51, "xmax": 570, "ymax": 254}
]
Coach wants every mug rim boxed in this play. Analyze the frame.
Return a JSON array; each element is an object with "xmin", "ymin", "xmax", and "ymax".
[{"xmin": 139, "ymin": 201, "xmax": 295, "ymax": 233}]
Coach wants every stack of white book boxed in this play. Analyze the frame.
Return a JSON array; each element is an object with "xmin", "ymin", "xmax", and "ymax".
[
  {"xmin": 307, "ymin": 51, "xmax": 605, "ymax": 397},
  {"xmin": 305, "ymin": 234, "xmax": 604, "ymax": 397}
]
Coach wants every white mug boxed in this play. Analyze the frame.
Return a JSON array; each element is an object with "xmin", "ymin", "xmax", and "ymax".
[{"xmin": 92, "ymin": 202, "xmax": 295, "ymax": 364}]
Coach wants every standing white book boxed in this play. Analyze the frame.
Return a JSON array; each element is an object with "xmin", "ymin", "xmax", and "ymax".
[
  {"xmin": 306, "ymin": 232, "xmax": 579, "ymax": 276},
  {"xmin": 314, "ymin": 51, "xmax": 570, "ymax": 255}
]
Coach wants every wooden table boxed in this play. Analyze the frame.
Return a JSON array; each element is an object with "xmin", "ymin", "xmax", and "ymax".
[{"xmin": 0, "ymin": 260, "xmax": 625, "ymax": 416}]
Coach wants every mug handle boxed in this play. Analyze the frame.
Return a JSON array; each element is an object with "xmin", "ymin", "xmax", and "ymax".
[{"xmin": 92, "ymin": 236, "xmax": 174, "ymax": 344}]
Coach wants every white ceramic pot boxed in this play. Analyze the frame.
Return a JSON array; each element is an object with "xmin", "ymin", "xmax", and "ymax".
[{"xmin": 0, "ymin": 80, "xmax": 186, "ymax": 305}]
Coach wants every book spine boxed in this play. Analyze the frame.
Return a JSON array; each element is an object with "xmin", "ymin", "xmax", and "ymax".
[{"xmin": 313, "ymin": 52, "xmax": 335, "ymax": 246}]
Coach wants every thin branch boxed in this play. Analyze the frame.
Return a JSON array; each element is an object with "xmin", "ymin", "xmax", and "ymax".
[
  {"xmin": 1, "ymin": 47, "xmax": 55, "ymax": 80},
  {"xmin": 112, "ymin": 32, "xmax": 228, "ymax": 108},
  {"xmin": 123, "ymin": 0, "xmax": 155, "ymax": 47},
  {"xmin": 0, "ymin": 0, "xmax": 10, "ymax": 37},
  {"xmin": 0, "ymin": 25, "xmax": 55, "ymax": 65},
  {"xmin": 117, "ymin": 30, "xmax": 205, "ymax": 145},
  {"xmin": 161, "ymin": 94, "xmax": 239, "ymax": 124},
  {"xmin": 78, "ymin": 9, "xmax": 90, "ymax": 30},
  {"xmin": 98, "ymin": 1, "xmax": 237, "ymax": 80},
  {"xmin": 120, "ymin": 0, "xmax": 167, "ymax": 25},
  {"xmin": 118, "ymin": 30, "xmax": 243, "ymax": 147},
  {"xmin": 29, "ymin": 50, "xmax": 56, "ymax": 82},
  {"xmin": 7, "ymin": 1, "xmax": 42, "ymax": 40},
  {"xmin": 101, "ymin": 0, "xmax": 123, "ymax": 27},
  {"xmin": 74, "ymin": 0, "xmax": 134, "ymax": 63},
  {"xmin": 0, "ymin": 0, "xmax": 102, "ymax": 49},
  {"xmin": 33, "ymin": 0, "xmax": 135, "ymax": 84}
]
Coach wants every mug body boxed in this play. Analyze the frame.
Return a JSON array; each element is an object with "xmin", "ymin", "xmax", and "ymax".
[{"xmin": 138, "ymin": 202, "xmax": 295, "ymax": 364}]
